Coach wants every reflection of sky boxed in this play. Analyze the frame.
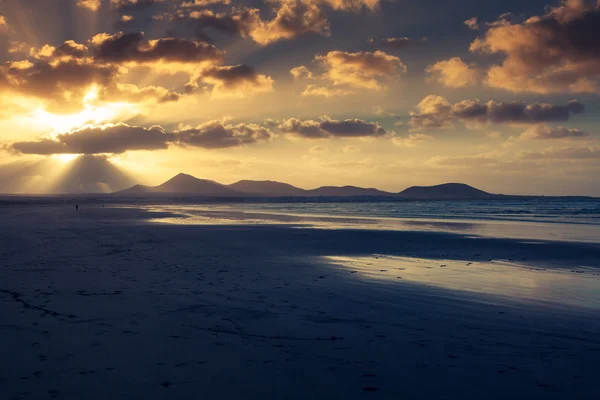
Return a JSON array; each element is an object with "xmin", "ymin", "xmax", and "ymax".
[
  {"xmin": 136, "ymin": 204, "xmax": 600, "ymax": 244},
  {"xmin": 324, "ymin": 255, "xmax": 600, "ymax": 310}
]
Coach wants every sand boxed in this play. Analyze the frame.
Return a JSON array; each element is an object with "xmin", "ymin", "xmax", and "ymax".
[{"xmin": 1, "ymin": 204, "xmax": 599, "ymax": 399}]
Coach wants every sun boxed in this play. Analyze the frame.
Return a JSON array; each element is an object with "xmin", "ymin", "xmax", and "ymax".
[{"xmin": 30, "ymin": 85, "xmax": 138, "ymax": 133}]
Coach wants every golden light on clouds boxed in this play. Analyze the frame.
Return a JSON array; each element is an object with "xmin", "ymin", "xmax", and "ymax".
[
  {"xmin": 24, "ymin": 85, "xmax": 139, "ymax": 134},
  {"xmin": 0, "ymin": 0, "xmax": 598, "ymax": 196}
]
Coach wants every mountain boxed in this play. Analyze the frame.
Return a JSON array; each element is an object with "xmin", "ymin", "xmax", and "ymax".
[
  {"xmin": 116, "ymin": 173, "xmax": 241, "ymax": 197},
  {"xmin": 115, "ymin": 173, "xmax": 497, "ymax": 200},
  {"xmin": 227, "ymin": 181, "xmax": 394, "ymax": 197},
  {"xmin": 397, "ymin": 183, "xmax": 496, "ymax": 200},
  {"xmin": 228, "ymin": 180, "xmax": 306, "ymax": 197},
  {"xmin": 307, "ymin": 186, "xmax": 394, "ymax": 197}
]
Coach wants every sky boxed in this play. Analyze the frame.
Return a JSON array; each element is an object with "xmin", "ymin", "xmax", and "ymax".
[{"xmin": 0, "ymin": 0, "xmax": 599, "ymax": 195}]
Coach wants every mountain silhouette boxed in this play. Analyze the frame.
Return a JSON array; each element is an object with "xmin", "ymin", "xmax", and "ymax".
[
  {"xmin": 118, "ymin": 173, "xmax": 241, "ymax": 196},
  {"xmin": 398, "ymin": 183, "xmax": 494, "ymax": 200},
  {"xmin": 115, "ymin": 173, "xmax": 496, "ymax": 199},
  {"xmin": 228, "ymin": 180, "xmax": 306, "ymax": 197},
  {"xmin": 306, "ymin": 186, "xmax": 394, "ymax": 197}
]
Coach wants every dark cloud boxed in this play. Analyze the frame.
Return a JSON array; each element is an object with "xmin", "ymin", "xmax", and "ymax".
[
  {"xmin": 180, "ymin": 0, "xmax": 232, "ymax": 9},
  {"xmin": 173, "ymin": 121, "xmax": 273, "ymax": 148},
  {"xmin": 0, "ymin": 29, "xmax": 273, "ymax": 110},
  {"xmin": 90, "ymin": 31, "xmax": 223, "ymax": 63},
  {"xmin": 195, "ymin": 64, "xmax": 274, "ymax": 97},
  {"xmin": 52, "ymin": 40, "xmax": 89, "ymax": 58},
  {"xmin": 409, "ymin": 95, "xmax": 585, "ymax": 129},
  {"xmin": 9, "ymin": 120, "xmax": 274, "ymax": 154},
  {"xmin": 369, "ymin": 36, "xmax": 427, "ymax": 49},
  {"xmin": 11, "ymin": 124, "xmax": 170, "ymax": 155},
  {"xmin": 111, "ymin": 0, "xmax": 165, "ymax": 11},
  {"xmin": 277, "ymin": 117, "xmax": 386, "ymax": 138},
  {"xmin": 471, "ymin": 0, "xmax": 600, "ymax": 93},
  {"xmin": 0, "ymin": 59, "xmax": 119, "ymax": 112}
]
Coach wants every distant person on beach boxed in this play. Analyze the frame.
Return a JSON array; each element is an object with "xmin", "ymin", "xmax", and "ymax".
[{"xmin": 75, "ymin": 205, "xmax": 79, "ymax": 211}]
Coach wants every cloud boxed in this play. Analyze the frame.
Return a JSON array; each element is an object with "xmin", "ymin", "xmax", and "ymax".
[
  {"xmin": 464, "ymin": 17, "xmax": 479, "ymax": 30},
  {"xmin": 341, "ymin": 145, "xmax": 359, "ymax": 153},
  {"xmin": 181, "ymin": 0, "xmax": 232, "ymax": 8},
  {"xmin": 470, "ymin": 0, "xmax": 600, "ymax": 93},
  {"xmin": 409, "ymin": 95, "xmax": 585, "ymax": 130},
  {"xmin": 392, "ymin": 133, "xmax": 434, "ymax": 147},
  {"xmin": 300, "ymin": 50, "xmax": 405, "ymax": 91},
  {"xmin": 9, "ymin": 119, "xmax": 275, "ymax": 154},
  {"xmin": 520, "ymin": 146, "xmax": 600, "ymax": 160},
  {"xmin": 427, "ymin": 151, "xmax": 505, "ymax": 168},
  {"xmin": 519, "ymin": 124, "xmax": 590, "ymax": 140},
  {"xmin": 111, "ymin": 0, "xmax": 165, "ymax": 11},
  {"xmin": 183, "ymin": 2, "xmax": 329, "ymax": 45},
  {"xmin": 0, "ymin": 31, "xmax": 273, "ymax": 112},
  {"xmin": 173, "ymin": 120, "xmax": 273, "ymax": 148},
  {"xmin": 182, "ymin": 0, "xmax": 379, "ymax": 45},
  {"xmin": 7, "ymin": 114, "xmax": 391, "ymax": 155},
  {"xmin": 290, "ymin": 65, "xmax": 313, "ymax": 79},
  {"xmin": 76, "ymin": 0, "xmax": 102, "ymax": 11},
  {"xmin": 0, "ymin": 59, "xmax": 121, "ymax": 112},
  {"xmin": 277, "ymin": 117, "xmax": 386, "ymax": 138},
  {"xmin": 8, "ymin": 41, "xmax": 31, "ymax": 55},
  {"xmin": 89, "ymin": 32, "xmax": 223, "ymax": 64},
  {"xmin": 369, "ymin": 37, "xmax": 427, "ymax": 49},
  {"xmin": 245, "ymin": 0, "xmax": 330, "ymax": 45},
  {"xmin": 426, "ymin": 57, "xmax": 480, "ymax": 88},
  {"xmin": 0, "ymin": 15, "xmax": 8, "ymax": 31},
  {"xmin": 300, "ymin": 84, "xmax": 352, "ymax": 97},
  {"xmin": 198, "ymin": 65, "xmax": 274, "ymax": 98},
  {"xmin": 10, "ymin": 123, "xmax": 170, "ymax": 155},
  {"xmin": 309, "ymin": 145, "xmax": 328, "ymax": 153}
]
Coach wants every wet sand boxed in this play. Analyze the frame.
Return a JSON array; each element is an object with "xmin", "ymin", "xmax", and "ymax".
[{"xmin": 1, "ymin": 205, "xmax": 599, "ymax": 399}]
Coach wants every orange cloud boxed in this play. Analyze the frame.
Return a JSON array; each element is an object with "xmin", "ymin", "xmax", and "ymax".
[
  {"xmin": 426, "ymin": 57, "xmax": 480, "ymax": 88},
  {"xmin": 300, "ymin": 84, "xmax": 352, "ymax": 97},
  {"xmin": 471, "ymin": 0, "xmax": 600, "ymax": 93},
  {"xmin": 182, "ymin": 0, "xmax": 380, "ymax": 45},
  {"xmin": 195, "ymin": 65, "xmax": 274, "ymax": 98},
  {"xmin": 0, "ymin": 15, "xmax": 8, "ymax": 31},
  {"xmin": 76, "ymin": 0, "xmax": 102, "ymax": 11},
  {"xmin": 314, "ymin": 50, "xmax": 405, "ymax": 90}
]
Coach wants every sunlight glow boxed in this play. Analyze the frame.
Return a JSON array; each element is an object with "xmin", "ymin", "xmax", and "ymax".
[
  {"xmin": 29, "ymin": 86, "xmax": 138, "ymax": 134},
  {"xmin": 53, "ymin": 154, "xmax": 79, "ymax": 163}
]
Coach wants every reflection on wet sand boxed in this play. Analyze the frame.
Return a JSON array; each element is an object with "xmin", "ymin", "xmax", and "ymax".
[{"xmin": 324, "ymin": 255, "xmax": 600, "ymax": 310}]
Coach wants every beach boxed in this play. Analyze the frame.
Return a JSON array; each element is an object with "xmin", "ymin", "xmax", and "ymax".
[{"xmin": 1, "ymin": 203, "xmax": 599, "ymax": 399}]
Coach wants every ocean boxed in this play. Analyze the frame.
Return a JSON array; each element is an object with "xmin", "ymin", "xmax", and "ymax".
[{"xmin": 139, "ymin": 198, "xmax": 600, "ymax": 243}]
